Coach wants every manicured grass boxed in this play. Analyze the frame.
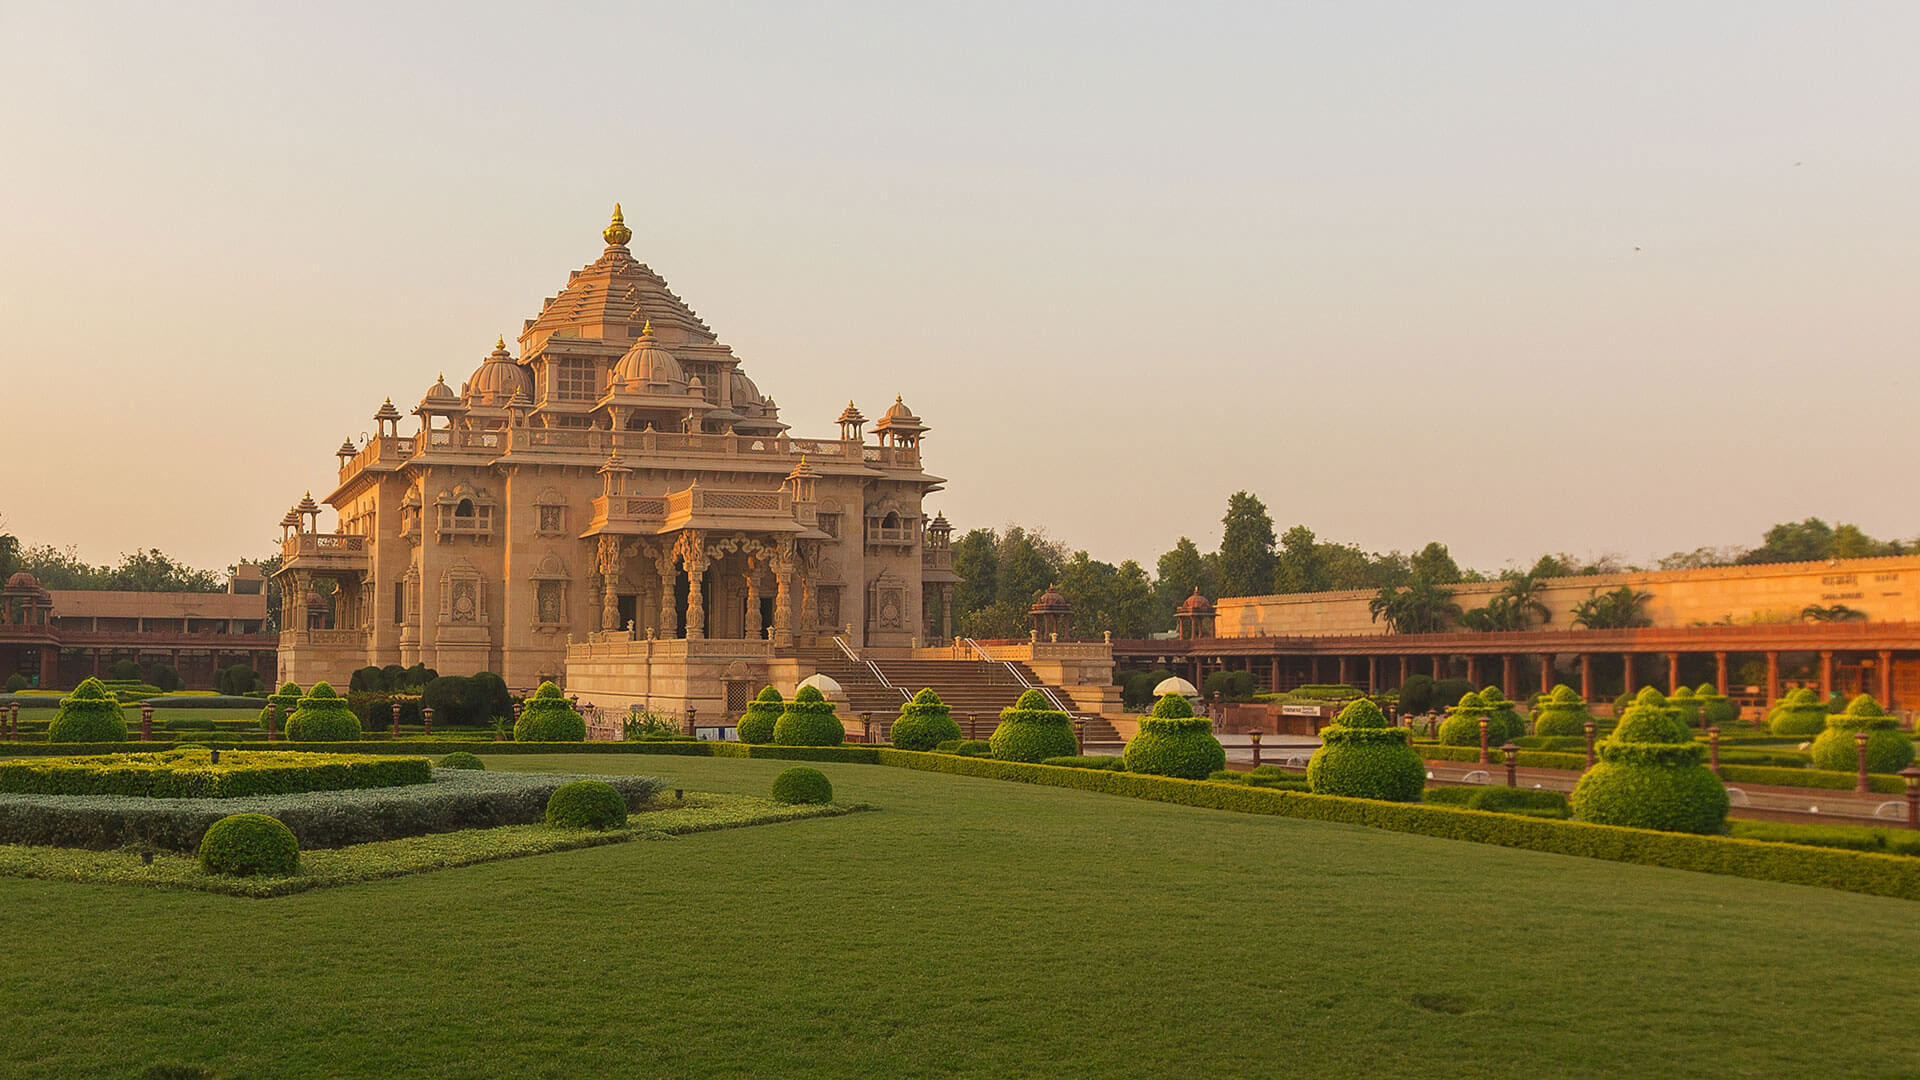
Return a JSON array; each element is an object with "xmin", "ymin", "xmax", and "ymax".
[{"xmin": 0, "ymin": 754, "xmax": 1916, "ymax": 1078}]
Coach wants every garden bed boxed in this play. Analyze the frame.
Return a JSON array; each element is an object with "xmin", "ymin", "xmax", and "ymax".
[{"xmin": 0, "ymin": 748, "xmax": 432, "ymax": 798}]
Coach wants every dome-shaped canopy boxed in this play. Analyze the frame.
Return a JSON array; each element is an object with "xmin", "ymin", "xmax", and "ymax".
[
  {"xmin": 304, "ymin": 590, "xmax": 328, "ymax": 612},
  {"xmin": 5, "ymin": 571, "xmax": 40, "ymax": 590},
  {"xmin": 1154, "ymin": 676, "xmax": 1199, "ymax": 698},
  {"xmin": 466, "ymin": 336, "xmax": 533, "ymax": 406},
  {"xmin": 421, "ymin": 373, "xmax": 458, "ymax": 405},
  {"xmin": 732, "ymin": 370, "xmax": 769, "ymax": 411},
  {"xmin": 1177, "ymin": 588, "xmax": 1214, "ymax": 615},
  {"xmin": 871, "ymin": 394, "xmax": 927, "ymax": 441},
  {"xmin": 797, "ymin": 673, "xmax": 844, "ymax": 700},
  {"xmin": 883, "ymin": 395, "xmax": 917, "ymax": 421},
  {"xmin": 1030, "ymin": 585, "xmax": 1072, "ymax": 614},
  {"xmin": 611, "ymin": 323, "xmax": 686, "ymax": 393}
]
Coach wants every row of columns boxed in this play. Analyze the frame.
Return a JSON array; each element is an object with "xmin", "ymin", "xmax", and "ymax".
[{"xmin": 1192, "ymin": 648, "xmax": 1899, "ymax": 706}]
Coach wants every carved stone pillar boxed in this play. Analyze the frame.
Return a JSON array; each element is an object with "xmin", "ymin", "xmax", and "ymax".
[
  {"xmin": 799, "ymin": 575, "xmax": 818, "ymax": 645},
  {"xmin": 596, "ymin": 536, "xmax": 623, "ymax": 633},
  {"xmin": 658, "ymin": 552, "xmax": 678, "ymax": 640},
  {"xmin": 681, "ymin": 532, "xmax": 708, "ymax": 640},
  {"xmin": 772, "ymin": 539, "xmax": 795, "ymax": 649},
  {"xmin": 940, "ymin": 583, "xmax": 953, "ymax": 644},
  {"xmin": 745, "ymin": 559, "xmax": 763, "ymax": 641}
]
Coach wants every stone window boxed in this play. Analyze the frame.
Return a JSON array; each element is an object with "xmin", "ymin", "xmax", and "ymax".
[
  {"xmin": 538, "ymin": 505, "xmax": 564, "ymax": 535},
  {"xmin": 556, "ymin": 358, "xmax": 599, "ymax": 401},
  {"xmin": 537, "ymin": 581, "xmax": 565, "ymax": 625},
  {"xmin": 817, "ymin": 512, "xmax": 841, "ymax": 539}
]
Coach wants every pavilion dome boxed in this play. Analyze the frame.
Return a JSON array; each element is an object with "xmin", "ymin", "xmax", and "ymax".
[
  {"xmin": 421, "ymin": 374, "xmax": 458, "ymax": 405},
  {"xmin": 882, "ymin": 395, "xmax": 919, "ymax": 422},
  {"xmin": 6, "ymin": 571, "xmax": 39, "ymax": 590},
  {"xmin": 1177, "ymin": 588, "xmax": 1214, "ymax": 615},
  {"xmin": 1030, "ymin": 585, "xmax": 1072, "ymax": 614},
  {"xmin": 731, "ymin": 370, "xmax": 770, "ymax": 413},
  {"xmin": 465, "ymin": 337, "xmax": 533, "ymax": 406},
  {"xmin": 611, "ymin": 324, "xmax": 686, "ymax": 392}
]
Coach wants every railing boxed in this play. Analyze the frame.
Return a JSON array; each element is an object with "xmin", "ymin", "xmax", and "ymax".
[
  {"xmin": 834, "ymin": 636, "xmax": 910, "ymax": 702},
  {"xmin": 1109, "ymin": 619, "xmax": 1920, "ymax": 655},
  {"xmin": 281, "ymin": 533, "xmax": 368, "ymax": 559},
  {"xmin": 960, "ymin": 638, "xmax": 1073, "ymax": 714}
]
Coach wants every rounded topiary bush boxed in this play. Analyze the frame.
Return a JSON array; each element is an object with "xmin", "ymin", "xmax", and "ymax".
[
  {"xmin": 1768, "ymin": 688, "xmax": 1828, "ymax": 737},
  {"xmin": 1693, "ymin": 682, "xmax": 1737, "ymax": 727},
  {"xmin": 514, "ymin": 681, "xmax": 586, "ymax": 742},
  {"xmin": 1123, "ymin": 692, "xmax": 1225, "ymax": 779},
  {"xmin": 773, "ymin": 684, "xmax": 845, "ymax": 746},
  {"xmin": 437, "ymin": 751, "xmax": 486, "ymax": 770},
  {"xmin": 1530, "ymin": 685, "xmax": 1594, "ymax": 737},
  {"xmin": 259, "ymin": 681, "xmax": 302, "ymax": 729},
  {"xmin": 1809, "ymin": 695, "xmax": 1916, "ymax": 774},
  {"xmin": 1306, "ymin": 698, "xmax": 1425, "ymax": 802},
  {"xmin": 1438, "ymin": 691, "xmax": 1489, "ymax": 746},
  {"xmin": 1570, "ymin": 742, "xmax": 1729, "ymax": 834},
  {"xmin": 890, "ymin": 687, "xmax": 961, "ymax": 752},
  {"xmin": 46, "ymin": 677, "xmax": 128, "ymax": 743},
  {"xmin": 197, "ymin": 813, "xmax": 299, "ymax": 876},
  {"xmin": 989, "ymin": 689, "xmax": 1078, "ymax": 763},
  {"xmin": 1476, "ymin": 687, "xmax": 1525, "ymax": 743},
  {"xmin": 770, "ymin": 765, "xmax": 834, "ymax": 805},
  {"xmin": 545, "ymin": 779, "xmax": 627, "ymax": 829},
  {"xmin": 1667, "ymin": 686, "xmax": 1702, "ymax": 729},
  {"xmin": 283, "ymin": 682, "xmax": 363, "ymax": 742},
  {"xmin": 1610, "ymin": 703, "xmax": 1692, "ymax": 745},
  {"xmin": 736, "ymin": 685, "xmax": 783, "ymax": 745}
]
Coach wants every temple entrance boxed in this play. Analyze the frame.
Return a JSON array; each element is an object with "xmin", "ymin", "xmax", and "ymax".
[
  {"xmin": 617, "ymin": 595, "xmax": 637, "ymax": 633},
  {"xmin": 670, "ymin": 570, "xmax": 714, "ymax": 639}
]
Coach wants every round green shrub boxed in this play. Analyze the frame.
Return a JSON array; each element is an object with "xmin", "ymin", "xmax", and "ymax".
[
  {"xmin": 46, "ymin": 677, "xmax": 128, "ymax": 743},
  {"xmin": 736, "ymin": 685, "xmax": 783, "ymax": 744},
  {"xmin": 773, "ymin": 684, "xmax": 845, "ymax": 746},
  {"xmin": 1570, "ymin": 742, "xmax": 1729, "ymax": 834},
  {"xmin": 1476, "ymin": 687, "xmax": 1525, "ymax": 743},
  {"xmin": 770, "ymin": 765, "xmax": 834, "ymax": 805},
  {"xmin": 989, "ymin": 689, "xmax": 1077, "ymax": 763},
  {"xmin": 1123, "ymin": 695, "xmax": 1224, "ymax": 779},
  {"xmin": 1438, "ymin": 691, "xmax": 1489, "ymax": 746},
  {"xmin": 1306, "ymin": 699, "xmax": 1425, "ymax": 801},
  {"xmin": 1809, "ymin": 728, "xmax": 1916, "ymax": 774},
  {"xmin": 197, "ymin": 813, "xmax": 299, "ymax": 876},
  {"xmin": 437, "ymin": 752, "xmax": 486, "ymax": 770},
  {"xmin": 1610, "ymin": 703, "xmax": 1691, "ymax": 745},
  {"xmin": 1768, "ymin": 688, "xmax": 1829, "ymax": 737},
  {"xmin": 545, "ymin": 779, "xmax": 628, "ymax": 829},
  {"xmin": 514, "ymin": 681, "xmax": 586, "ymax": 742},
  {"xmin": 258, "ymin": 681, "xmax": 302, "ymax": 729},
  {"xmin": 1530, "ymin": 685, "xmax": 1594, "ymax": 737},
  {"xmin": 283, "ymin": 682, "xmax": 363, "ymax": 742},
  {"xmin": 1692, "ymin": 683, "xmax": 1738, "ymax": 727},
  {"xmin": 890, "ymin": 687, "xmax": 961, "ymax": 751}
]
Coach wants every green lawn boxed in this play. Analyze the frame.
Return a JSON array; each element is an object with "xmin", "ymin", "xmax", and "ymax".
[{"xmin": 1, "ymin": 754, "xmax": 1916, "ymax": 1079}]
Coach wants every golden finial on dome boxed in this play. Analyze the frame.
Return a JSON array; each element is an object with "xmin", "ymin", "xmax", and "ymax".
[
  {"xmin": 604, "ymin": 203, "xmax": 632, "ymax": 247},
  {"xmin": 641, "ymin": 319, "xmax": 653, "ymax": 337},
  {"xmin": 495, "ymin": 334, "xmax": 506, "ymax": 351}
]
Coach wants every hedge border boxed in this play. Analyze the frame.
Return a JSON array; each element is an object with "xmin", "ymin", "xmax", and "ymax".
[
  {"xmin": 869, "ymin": 750, "xmax": 1920, "ymax": 902},
  {"xmin": 1416, "ymin": 744, "xmax": 1904, "ymax": 794}
]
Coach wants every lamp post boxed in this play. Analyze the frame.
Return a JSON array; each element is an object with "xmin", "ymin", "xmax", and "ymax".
[
  {"xmin": 1250, "ymin": 730, "xmax": 1262, "ymax": 769},
  {"xmin": 1583, "ymin": 721, "xmax": 1596, "ymax": 772},
  {"xmin": 1478, "ymin": 719, "xmax": 1490, "ymax": 766},
  {"xmin": 265, "ymin": 703, "xmax": 277, "ymax": 743},
  {"xmin": 1901, "ymin": 766, "xmax": 1920, "ymax": 830},
  {"xmin": 390, "ymin": 701, "xmax": 400, "ymax": 738},
  {"xmin": 423, "ymin": 706, "xmax": 433, "ymax": 737},
  {"xmin": 140, "ymin": 705, "xmax": 153, "ymax": 742},
  {"xmin": 1502, "ymin": 743, "xmax": 1519, "ymax": 787},
  {"xmin": 1707, "ymin": 726, "xmax": 1720, "ymax": 777},
  {"xmin": 1855, "ymin": 730, "xmax": 1871, "ymax": 795}
]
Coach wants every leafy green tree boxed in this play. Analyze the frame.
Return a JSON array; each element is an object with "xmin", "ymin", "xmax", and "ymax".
[
  {"xmin": 1368, "ymin": 579, "xmax": 1461, "ymax": 634},
  {"xmin": 950, "ymin": 528, "xmax": 999, "ymax": 620},
  {"xmin": 1570, "ymin": 586, "xmax": 1653, "ymax": 629},
  {"xmin": 1739, "ymin": 518, "xmax": 1836, "ymax": 564},
  {"xmin": 1273, "ymin": 524, "xmax": 1323, "ymax": 593},
  {"xmin": 1105, "ymin": 560, "xmax": 1161, "ymax": 638},
  {"xmin": 1217, "ymin": 492, "xmax": 1276, "ymax": 597},
  {"xmin": 1410, "ymin": 542, "xmax": 1462, "ymax": 585},
  {"xmin": 1155, "ymin": 536, "xmax": 1215, "ymax": 611}
]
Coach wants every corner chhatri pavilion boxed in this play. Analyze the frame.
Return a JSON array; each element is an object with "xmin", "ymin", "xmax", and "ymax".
[{"xmin": 273, "ymin": 206, "xmax": 968, "ymax": 714}]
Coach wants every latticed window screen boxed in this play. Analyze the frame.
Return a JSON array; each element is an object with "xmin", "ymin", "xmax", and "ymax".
[{"xmin": 556, "ymin": 359, "xmax": 599, "ymax": 401}]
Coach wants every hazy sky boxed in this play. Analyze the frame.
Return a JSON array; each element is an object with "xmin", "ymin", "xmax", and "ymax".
[{"xmin": 2, "ymin": 2, "xmax": 1916, "ymax": 578}]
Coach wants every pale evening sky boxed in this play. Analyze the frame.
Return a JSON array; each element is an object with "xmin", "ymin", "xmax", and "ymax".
[{"xmin": 1, "ymin": 2, "xmax": 1915, "ymax": 578}]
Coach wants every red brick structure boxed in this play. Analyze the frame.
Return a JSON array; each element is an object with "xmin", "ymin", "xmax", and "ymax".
[{"xmin": 0, "ymin": 571, "xmax": 275, "ymax": 690}]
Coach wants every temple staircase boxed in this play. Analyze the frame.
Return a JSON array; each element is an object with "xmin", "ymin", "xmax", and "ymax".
[{"xmin": 794, "ymin": 642, "xmax": 1120, "ymax": 746}]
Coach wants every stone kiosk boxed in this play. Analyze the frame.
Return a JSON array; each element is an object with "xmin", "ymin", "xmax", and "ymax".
[{"xmin": 275, "ymin": 206, "xmax": 955, "ymax": 715}]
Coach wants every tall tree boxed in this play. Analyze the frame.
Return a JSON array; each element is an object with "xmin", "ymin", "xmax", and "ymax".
[
  {"xmin": 1106, "ymin": 560, "xmax": 1160, "ymax": 638},
  {"xmin": 1217, "ymin": 492, "xmax": 1277, "ymax": 597},
  {"xmin": 950, "ymin": 528, "xmax": 999, "ymax": 621},
  {"xmin": 1272, "ymin": 524, "xmax": 1324, "ymax": 594},
  {"xmin": 1155, "ymin": 536, "xmax": 1215, "ymax": 609},
  {"xmin": 1410, "ymin": 542, "xmax": 1463, "ymax": 585}
]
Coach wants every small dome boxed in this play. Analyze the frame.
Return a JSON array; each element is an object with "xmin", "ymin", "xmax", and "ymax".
[
  {"xmin": 5, "ymin": 571, "xmax": 39, "ymax": 590},
  {"xmin": 611, "ymin": 323, "xmax": 686, "ymax": 392},
  {"xmin": 1177, "ymin": 588, "xmax": 1214, "ymax": 615},
  {"xmin": 423, "ymin": 374, "xmax": 458, "ymax": 403},
  {"xmin": 732, "ymin": 370, "xmax": 769, "ymax": 412},
  {"xmin": 1030, "ymin": 585, "xmax": 1072, "ymax": 614},
  {"xmin": 466, "ymin": 336, "xmax": 533, "ymax": 406},
  {"xmin": 882, "ymin": 395, "xmax": 918, "ymax": 421},
  {"xmin": 1153, "ymin": 676, "xmax": 1199, "ymax": 698}
]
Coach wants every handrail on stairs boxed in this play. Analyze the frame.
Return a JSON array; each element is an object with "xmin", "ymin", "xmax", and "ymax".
[
  {"xmin": 958, "ymin": 637, "xmax": 1075, "ymax": 716},
  {"xmin": 832, "ymin": 636, "xmax": 911, "ymax": 702}
]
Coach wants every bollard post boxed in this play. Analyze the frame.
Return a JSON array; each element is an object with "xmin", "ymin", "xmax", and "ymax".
[
  {"xmin": 686, "ymin": 704, "xmax": 697, "ymax": 739},
  {"xmin": 391, "ymin": 701, "xmax": 401, "ymax": 738},
  {"xmin": 140, "ymin": 705, "xmax": 153, "ymax": 742},
  {"xmin": 1707, "ymin": 726, "xmax": 1720, "ymax": 776},
  {"xmin": 967, "ymin": 713, "xmax": 977, "ymax": 740},
  {"xmin": 1855, "ymin": 731, "xmax": 1872, "ymax": 795},
  {"xmin": 1074, "ymin": 718, "xmax": 1085, "ymax": 755},
  {"xmin": 1583, "ymin": 721, "xmax": 1596, "ymax": 771},
  {"xmin": 1502, "ymin": 743, "xmax": 1518, "ymax": 787},
  {"xmin": 423, "ymin": 707, "xmax": 433, "ymax": 736},
  {"xmin": 862, "ymin": 712, "xmax": 873, "ymax": 744},
  {"xmin": 1250, "ymin": 730, "xmax": 1262, "ymax": 768},
  {"xmin": 1902, "ymin": 766, "xmax": 1920, "ymax": 830},
  {"xmin": 9, "ymin": 701, "xmax": 18, "ymax": 741},
  {"xmin": 1478, "ymin": 719, "xmax": 1490, "ymax": 766},
  {"xmin": 210, "ymin": 748, "xmax": 219, "ymax": 765},
  {"xmin": 265, "ymin": 703, "xmax": 276, "ymax": 743}
]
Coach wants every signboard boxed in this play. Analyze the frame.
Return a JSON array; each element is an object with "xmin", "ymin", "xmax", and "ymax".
[{"xmin": 1280, "ymin": 704, "xmax": 1322, "ymax": 717}]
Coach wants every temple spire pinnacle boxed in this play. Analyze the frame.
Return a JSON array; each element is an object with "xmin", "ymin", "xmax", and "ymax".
[
  {"xmin": 604, "ymin": 203, "xmax": 632, "ymax": 247},
  {"xmin": 495, "ymin": 334, "xmax": 506, "ymax": 351}
]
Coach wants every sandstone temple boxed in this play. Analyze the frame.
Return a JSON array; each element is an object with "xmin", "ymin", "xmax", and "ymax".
[{"xmin": 272, "ymin": 206, "xmax": 997, "ymax": 717}]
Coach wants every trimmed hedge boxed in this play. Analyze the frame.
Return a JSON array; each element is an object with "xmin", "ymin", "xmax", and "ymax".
[
  {"xmin": 1123, "ymin": 692, "xmax": 1224, "ymax": 779},
  {"xmin": 889, "ymin": 688, "xmax": 961, "ymax": 752},
  {"xmin": 989, "ymin": 689, "xmax": 1077, "ymax": 764},
  {"xmin": 437, "ymin": 752, "xmax": 485, "ymax": 771},
  {"xmin": 1769, "ymin": 688, "xmax": 1829, "ymax": 737},
  {"xmin": 1306, "ymin": 699, "xmax": 1424, "ymax": 802},
  {"xmin": 0, "ymin": 771, "xmax": 663, "ymax": 851},
  {"xmin": 773, "ymin": 685, "xmax": 845, "ymax": 746},
  {"xmin": 46, "ymin": 679, "xmax": 129, "ymax": 743},
  {"xmin": 198, "ymin": 813, "xmax": 299, "ymax": 876},
  {"xmin": 0, "ymin": 749, "xmax": 430, "ymax": 798},
  {"xmin": 1044, "ymin": 755, "xmax": 1130, "ymax": 771},
  {"xmin": 1530, "ymin": 685, "xmax": 1594, "ymax": 738},
  {"xmin": 1809, "ymin": 695, "xmax": 1916, "ymax": 775},
  {"xmin": 736, "ymin": 686, "xmax": 783, "ymax": 745},
  {"xmin": 259, "ymin": 682, "xmax": 302, "ymax": 728},
  {"xmin": 284, "ymin": 683, "xmax": 363, "ymax": 742},
  {"xmin": 1423, "ymin": 785, "xmax": 1571, "ymax": 818},
  {"xmin": 1572, "ymin": 738, "xmax": 1729, "ymax": 835},
  {"xmin": 1717, "ymin": 763, "xmax": 1905, "ymax": 795},
  {"xmin": 544, "ymin": 779, "xmax": 628, "ymax": 829},
  {"xmin": 514, "ymin": 681, "xmax": 586, "ymax": 742},
  {"xmin": 770, "ymin": 766, "xmax": 834, "ymax": 805},
  {"xmin": 873, "ymin": 750, "xmax": 1920, "ymax": 900}
]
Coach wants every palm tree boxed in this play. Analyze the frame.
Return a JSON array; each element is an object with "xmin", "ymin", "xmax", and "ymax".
[
  {"xmin": 1569, "ymin": 586, "xmax": 1652, "ymax": 630},
  {"xmin": 1369, "ymin": 579, "xmax": 1461, "ymax": 634},
  {"xmin": 1801, "ymin": 603, "xmax": 1867, "ymax": 623},
  {"xmin": 1463, "ymin": 573, "xmax": 1553, "ymax": 632}
]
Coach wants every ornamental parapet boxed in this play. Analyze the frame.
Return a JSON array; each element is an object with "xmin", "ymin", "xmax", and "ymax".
[{"xmin": 280, "ymin": 533, "xmax": 371, "ymax": 567}]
